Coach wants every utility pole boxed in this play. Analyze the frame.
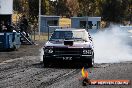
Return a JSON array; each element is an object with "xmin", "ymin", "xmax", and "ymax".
[
  {"xmin": 86, "ymin": 1, "xmax": 89, "ymax": 31},
  {"xmin": 38, "ymin": 0, "xmax": 41, "ymax": 35},
  {"xmin": 56, "ymin": 0, "xmax": 58, "ymax": 15}
]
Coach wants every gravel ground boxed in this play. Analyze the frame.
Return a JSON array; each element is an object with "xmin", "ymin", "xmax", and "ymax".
[
  {"xmin": 0, "ymin": 41, "xmax": 132, "ymax": 88},
  {"xmin": 0, "ymin": 41, "xmax": 44, "ymax": 63}
]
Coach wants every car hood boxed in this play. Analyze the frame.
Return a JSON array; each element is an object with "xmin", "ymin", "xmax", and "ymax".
[{"xmin": 45, "ymin": 40, "xmax": 93, "ymax": 48}]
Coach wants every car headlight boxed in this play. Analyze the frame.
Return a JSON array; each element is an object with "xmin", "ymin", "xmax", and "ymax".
[
  {"xmin": 44, "ymin": 48, "xmax": 53, "ymax": 54},
  {"xmin": 83, "ymin": 49, "xmax": 92, "ymax": 54}
]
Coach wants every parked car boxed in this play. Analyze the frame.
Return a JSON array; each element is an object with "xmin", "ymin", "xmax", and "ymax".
[{"xmin": 43, "ymin": 28, "xmax": 94, "ymax": 67}]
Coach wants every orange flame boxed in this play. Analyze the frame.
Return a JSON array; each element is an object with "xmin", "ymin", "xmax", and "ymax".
[{"xmin": 81, "ymin": 67, "xmax": 89, "ymax": 78}]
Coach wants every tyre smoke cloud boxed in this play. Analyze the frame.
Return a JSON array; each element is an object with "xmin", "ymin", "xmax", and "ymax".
[
  {"xmin": 93, "ymin": 25, "xmax": 132, "ymax": 63},
  {"xmin": 40, "ymin": 48, "xmax": 44, "ymax": 62}
]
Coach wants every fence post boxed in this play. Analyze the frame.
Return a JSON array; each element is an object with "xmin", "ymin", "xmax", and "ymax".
[
  {"xmin": 48, "ymin": 25, "xmax": 49, "ymax": 40},
  {"xmin": 33, "ymin": 27, "xmax": 35, "ymax": 41}
]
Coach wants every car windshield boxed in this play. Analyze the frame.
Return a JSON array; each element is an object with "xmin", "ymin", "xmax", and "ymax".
[{"xmin": 50, "ymin": 30, "xmax": 89, "ymax": 41}]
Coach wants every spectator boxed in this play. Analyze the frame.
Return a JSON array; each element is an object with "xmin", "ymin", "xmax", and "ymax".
[
  {"xmin": 0, "ymin": 21, "xmax": 7, "ymax": 32},
  {"xmin": 20, "ymin": 15, "xmax": 29, "ymax": 37},
  {"xmin": 5, "ymin": 22, "xmax": 13, "ymax": 32}
]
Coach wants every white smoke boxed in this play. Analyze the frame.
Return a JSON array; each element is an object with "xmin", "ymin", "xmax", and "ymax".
[
  {"xmin": 40, "ymin": 48, "xmax": 44, "ymax": 62},
  {"xmin": 93, "ymin": 25, "xmax": 132, "ymax": 63}
]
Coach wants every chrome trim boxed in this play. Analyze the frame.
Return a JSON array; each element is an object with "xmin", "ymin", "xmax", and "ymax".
[
  {"xmin": 53, "ymin": 54, "xmax": 80, "ymax": 56},
  {"xmin": 82, "ymin": 55, "xmax": 92, "ymax": 56}
]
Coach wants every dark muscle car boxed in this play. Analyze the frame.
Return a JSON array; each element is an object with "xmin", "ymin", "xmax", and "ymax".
[{"xmin": 43, "ymin": 28, "xmax": 94, "ymax": 67}]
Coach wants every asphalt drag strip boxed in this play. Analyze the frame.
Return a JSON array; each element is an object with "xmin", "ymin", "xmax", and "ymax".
[{"xmin": 0, "ymin": 55, "xmax": 132, "ymax": 88}]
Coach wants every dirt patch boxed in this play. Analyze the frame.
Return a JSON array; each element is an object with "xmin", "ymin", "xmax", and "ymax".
[{"xmin": 0, "ymin": 41, "xmax": 44, "ymax": 63}]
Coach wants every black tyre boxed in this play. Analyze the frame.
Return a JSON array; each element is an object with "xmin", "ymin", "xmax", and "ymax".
[
  {"xmin": 43, "ymin": 61, "xmax": 50, "ymax": 67},
  {"xmin": 87, "ymin": 53, "xmax": 94, "ymax": 67},
  {"xmin": 43, "ymin": 57, "xmax": 49, "ymax": 67},
  {"xmin": 88, "ymin": 58, "xmax": 94, "ymax": 67}
]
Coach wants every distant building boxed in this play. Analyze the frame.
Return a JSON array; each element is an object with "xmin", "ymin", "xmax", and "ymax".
[
  {"xmin": 71, "ymin": 17, "xmax": 101, "ymax": 32},
  {"xmin": 0, "ymin": 0, "xmax": 13, "ymax": 24},
  {"xmin": 40, "ymin": 15, "xmax": 60, "ymax": 33}
]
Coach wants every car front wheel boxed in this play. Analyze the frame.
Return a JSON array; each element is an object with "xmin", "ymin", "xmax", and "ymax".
[
  {"xmin": 87, "ymin": 54, "xmax": 94, "ymax": 67},
  {"xmin": 88, "ymin": 57, "xmax": 94, "ymax": 67},
  {"xmin": 43, "ymin": 57, "xmax": 50, "ymax": 67}
]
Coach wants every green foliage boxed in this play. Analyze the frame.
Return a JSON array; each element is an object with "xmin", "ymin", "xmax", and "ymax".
[
  {"xmin": 28, "ymin": 0, "xmax": 39, "ymax": 23},
  {"xmin": 78, "ymin": 0, "xmax": 96, "ymax": 16},
  {"xmin": 101, "ymin": 0, "xmax": 127, "ymax": 23},
  {"xmin": 13, "ymin": 0, "xmax": 132, "ymax": 23},
  {"xmin": 41, "ymin": 0, "xmax": 50, "ymax": 15},
  {"xmin": 48, "ymin": 0, "xmax": 69, "ymax": 16},
  {"xmin": 13, "ymin": 0, "xmax": 25, "ymax": 14}
]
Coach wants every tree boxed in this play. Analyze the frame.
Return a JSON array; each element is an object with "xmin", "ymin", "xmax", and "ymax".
[
  {"xmin": 41, "ymin": 0, "xmax": 50, "ymax": 15},
  {"xmin": 43, "ymin": 0, "xmax": 69, "ymax": 16},
  {"xmin": 56, "ymin": 0, "xmax": 69, "ymax": 16},
  {"xmin": 122, "ymin": 0, "xmax": 132, "ymax": 23},
  {"xmin": 28, "ymin": 0, "xmax": 39, "ymax": 23},
  {"xmin": 94, "ymin": 0, "xmax": 104, "ymax": 16},
  {"xmin": 13, "ymin": 0, "xmax": 21, "ymax": 13},
  {"xmin": 13, "ymin": 0, "xmax": 131, "ymax": 24},
  {"xmin": 101, "ymin": 0, "xmax": 129, "ymax": 23},
  {"xmin": 66, "ymin": 0, "xmax": 79, "ymax": 16},
  {"xmin": 77, "ymin": 0, "xmax": 95, "ymax": 16}
]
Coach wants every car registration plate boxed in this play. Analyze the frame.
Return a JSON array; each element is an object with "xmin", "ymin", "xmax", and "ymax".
[{"xmin": 63, "ymin": 57, "xmax": 72, "ymax": 60}]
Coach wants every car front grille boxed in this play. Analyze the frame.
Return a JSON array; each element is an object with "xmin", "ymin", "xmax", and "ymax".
[{"xmin": 54, "ymin": 48, "xmax": 82, "ymax": 55}]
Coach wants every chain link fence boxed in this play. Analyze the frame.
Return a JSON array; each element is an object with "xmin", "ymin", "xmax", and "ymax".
[{"xmin": 29, "ymin": 25, "xmax": 69, "ymax": 42}]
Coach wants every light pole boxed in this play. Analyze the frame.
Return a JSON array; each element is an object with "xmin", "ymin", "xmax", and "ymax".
[{"xmin": 38, "ymin": 0, "xmax": 41, "ymax": 35}]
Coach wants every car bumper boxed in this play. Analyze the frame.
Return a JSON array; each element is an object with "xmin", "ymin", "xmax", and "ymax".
[{"xmin": 43, "ymin": 54, "xmax": 93, "ymax": 62}]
